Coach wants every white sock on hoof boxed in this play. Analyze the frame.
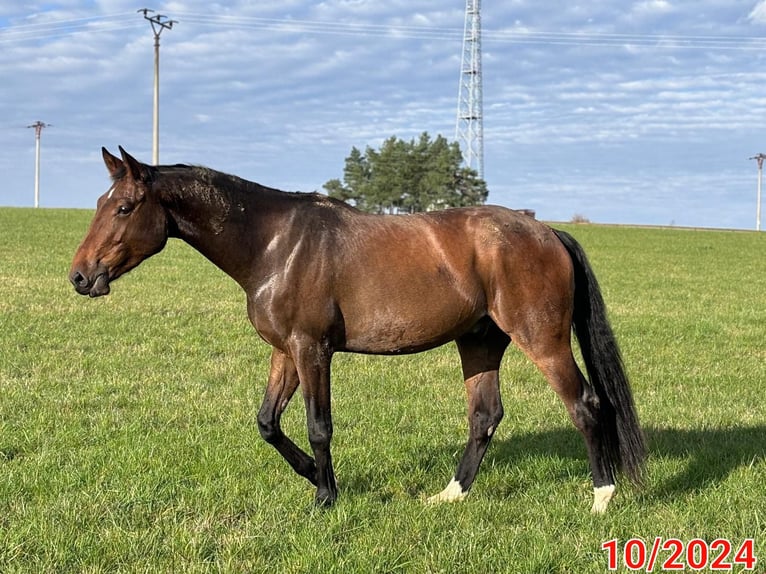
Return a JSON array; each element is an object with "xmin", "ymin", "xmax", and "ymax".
[
  {"xmin": 427, "ymin": 477, "xmax": 467, "ymax": 504},
  {"xmin": 591, "ymin": 484, "xmax": 615, "ymax": 514}
]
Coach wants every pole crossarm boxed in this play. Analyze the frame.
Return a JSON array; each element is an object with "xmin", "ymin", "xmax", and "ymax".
[
  {"xmin": 27, "ymin": 120, "xmax": 51, "ymax": 132},
  {"xmin": 138, "ymin": 8, "xmax": 176, "ymax": 37}
]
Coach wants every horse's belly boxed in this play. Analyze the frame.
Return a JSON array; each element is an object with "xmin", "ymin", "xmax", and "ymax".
[{"xmin": 340, "ymin": 289, "xmax": 484, "ymax": 355}]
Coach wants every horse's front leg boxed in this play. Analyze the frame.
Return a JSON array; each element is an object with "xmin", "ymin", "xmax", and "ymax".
[
  {"xmin": 257, "ymin": 348, "xmax": 318, "ymax": 485},
  {"xmin": 429, "ymin": 323, "xmax": 509, "ymax": 504},
  {"xmin": 292, "ymin": 341, "xmax": 338, "ymax": 507}
]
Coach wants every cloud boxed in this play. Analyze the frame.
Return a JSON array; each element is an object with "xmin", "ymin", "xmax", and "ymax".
[
  {"xmin": 632, "ymin": 0, "xmax": 675, "ymax": 16},
  {"xmin": 748, "ymin": 1, "xmax": 766, "ymax": 22}
]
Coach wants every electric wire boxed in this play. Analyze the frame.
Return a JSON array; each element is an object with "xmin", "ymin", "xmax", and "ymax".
[{"xmin": 2, "ymin": 10, "xmax": 766, "ymax": 51}]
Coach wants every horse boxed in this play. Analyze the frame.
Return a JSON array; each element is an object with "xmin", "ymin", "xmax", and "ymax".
[{"xmin": 70, "ymin": 146, "xmax": 646, "ymax": 513}]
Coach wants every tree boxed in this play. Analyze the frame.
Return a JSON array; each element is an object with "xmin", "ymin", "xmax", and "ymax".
[{"xmin": 323, "ymin": 132, "xmax": 487, "ymax": 214}]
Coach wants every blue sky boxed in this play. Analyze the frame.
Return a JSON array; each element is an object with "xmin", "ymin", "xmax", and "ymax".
[{"xmin": 2, "ymin": 1, "xmax": 766, "ymax": 229}]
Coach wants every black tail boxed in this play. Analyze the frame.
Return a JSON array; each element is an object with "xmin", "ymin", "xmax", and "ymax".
[{"xmin": 553, "ymin": 229, "xmax": 647, "ymax": 485}]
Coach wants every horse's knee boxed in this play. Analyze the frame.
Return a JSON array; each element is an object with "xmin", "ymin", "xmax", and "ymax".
[
  {"xmin": 471, "ymin": 403, "xmax": 504, "ymax": 438},
  {"xmin": 257, "ymin": 410, "xmax": 280, "ymax": 444}
]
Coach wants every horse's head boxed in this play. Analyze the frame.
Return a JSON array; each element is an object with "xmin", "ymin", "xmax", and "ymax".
[{"xmin": 69, "ymin": 146, "xmax": 169, "ymax": 297}]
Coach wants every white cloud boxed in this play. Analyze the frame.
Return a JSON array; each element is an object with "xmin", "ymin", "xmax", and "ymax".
[
  {"xmin": 632, "ymin": 0, "xmax": 675, "ymax": 16},
  {"xmin": 747, "ymin": 0, "xmax": 766, "ymax": 23}
]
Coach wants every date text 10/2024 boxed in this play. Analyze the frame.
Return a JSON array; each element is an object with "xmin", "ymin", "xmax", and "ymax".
[{"xmin": 602, "ymin": 538, "xmax": 757, "ymax": 571}]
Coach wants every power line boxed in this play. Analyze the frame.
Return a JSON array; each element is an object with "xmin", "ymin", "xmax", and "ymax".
[
  {"xmin": 0, "ymin": 13, "xmax": 140, "ymax": 44},
  {"xmin": 5, "ymin": 10, "xmax": 766, "ymax": 52},
  {"xmin": 167, "ymin": 12, "xmax": 766, "ymax": 51},
  {"xmin": 172, "ymin": 11, "xmax": 766, "ymax": 46}
]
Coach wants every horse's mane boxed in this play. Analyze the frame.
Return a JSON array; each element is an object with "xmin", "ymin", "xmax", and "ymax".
[{"xmin": 152, "ymin": 163, "xmax": 357, "ymax": 217}]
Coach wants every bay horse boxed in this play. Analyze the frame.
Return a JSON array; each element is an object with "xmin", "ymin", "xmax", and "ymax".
[{"xmin": 70, "ymin": 147, "xmax": 646, "ymax": 513}]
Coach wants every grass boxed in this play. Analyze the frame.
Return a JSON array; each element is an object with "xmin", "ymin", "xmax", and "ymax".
[{"xmin": 1, "ymin": 207, "xmax": 764, "ymax": 573}]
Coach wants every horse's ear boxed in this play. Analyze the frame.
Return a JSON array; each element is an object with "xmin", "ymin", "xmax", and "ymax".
[
  {"xmin": 102, "ymin": 147, "xmax": 123, "ymax": 178},
  {"xmin": 118, "ymin": 146, "xmax": 152, "ymax": 184}
]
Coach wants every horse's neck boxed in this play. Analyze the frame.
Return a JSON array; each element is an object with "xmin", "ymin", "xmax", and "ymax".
[{"xmin": 158, "ymin": 170, "xmax": 289, "ymax": 290}]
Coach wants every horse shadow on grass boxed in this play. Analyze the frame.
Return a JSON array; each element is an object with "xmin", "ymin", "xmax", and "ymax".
[
  {"xmin": 469, "ymin": 424, "xmax": 766, "ymax": 500},
  {"xmin": 338, "ymin": 425, "xmax": 764, "ymax": 502}
]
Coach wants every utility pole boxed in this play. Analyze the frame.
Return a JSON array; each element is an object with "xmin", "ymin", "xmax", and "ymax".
[
  {"xmin": 749, "ymin": 154, "xmax": 764, "ymax": 231},
  {"xmin": 139, "ymin": 8, "xmax": 176, "ymax": 165},
  {"xmin": 456, "ymin": 0, "xmax": 484, "ymax": 180},
  {"xmin": 27, "ymin": 121, "xmax": 51, "ymax": 208}
]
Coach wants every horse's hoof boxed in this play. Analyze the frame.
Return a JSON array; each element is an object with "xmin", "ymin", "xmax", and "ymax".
[
  {"xmin": 427, "ymin": 477, "xmax": 467, "ymax": 504},
  {"xmin": 591, "ymin": 484, "xmax": 615, "ymax": 514},
  {"xmin": 315, "ymin": 489, "xmax": 337, "ymax": 508}
]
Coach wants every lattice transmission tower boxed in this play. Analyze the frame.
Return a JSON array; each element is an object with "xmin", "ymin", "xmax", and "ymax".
[{"xmin": 456, "ymin": 0, "xmax": 484, "ymax": 180}]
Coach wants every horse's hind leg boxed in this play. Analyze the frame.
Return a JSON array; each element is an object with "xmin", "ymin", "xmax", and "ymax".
[
  {"xmin": 518, "ymin": 338, "xmax": 617, "ymax": 513},
  {"xmin": 257, "ymin": 348, "xmax": 318, "ymax": 485},
  {"xmin": 428, "ymin": 320, "xmax": 509, "ymax": 503}
]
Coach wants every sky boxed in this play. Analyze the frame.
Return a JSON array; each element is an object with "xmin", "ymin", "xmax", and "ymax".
[{"xmin": 3, "ymin": 1, "xmax": 766, "ymax": 229}]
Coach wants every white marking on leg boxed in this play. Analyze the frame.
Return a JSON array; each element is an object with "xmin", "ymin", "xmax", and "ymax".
[
  {"xmin": 427, "ymin": 477, "xmax": 467, "ymax": 504},
  {"xmin": 591, "ymin": 484, "xmax": 615, "ymax": 514}
]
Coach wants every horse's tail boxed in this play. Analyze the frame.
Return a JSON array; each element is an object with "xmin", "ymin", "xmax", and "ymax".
[{"xmin": 553, "ymin": 228, "xmax": 646, "ymax": 485}]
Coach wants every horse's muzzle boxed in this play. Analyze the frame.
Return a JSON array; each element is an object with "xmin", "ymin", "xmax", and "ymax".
[{"xmin": 70, "ymin": 269, "xmax": 111, "ymax": 297}]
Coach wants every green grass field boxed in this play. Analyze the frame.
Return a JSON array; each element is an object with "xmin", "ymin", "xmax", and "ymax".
[{"xmin": 1, "ymin": 207, "xmax": 764, "ymax": 573}]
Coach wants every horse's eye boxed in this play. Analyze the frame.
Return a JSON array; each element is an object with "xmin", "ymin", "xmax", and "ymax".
[{"xmin": 117, "ymin": 204, "xmax": 134, "ymax": 215}]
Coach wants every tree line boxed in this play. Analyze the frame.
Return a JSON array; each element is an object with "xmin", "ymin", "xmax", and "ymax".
[{"xmin": 323, "ymin": 132, "xmax": 487, "ymax": 214}]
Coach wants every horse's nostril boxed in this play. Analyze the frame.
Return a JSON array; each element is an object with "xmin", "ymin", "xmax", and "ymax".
[{"xmin": 70, "ymin": 270, "xmax": 87, "ymax": 288}]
